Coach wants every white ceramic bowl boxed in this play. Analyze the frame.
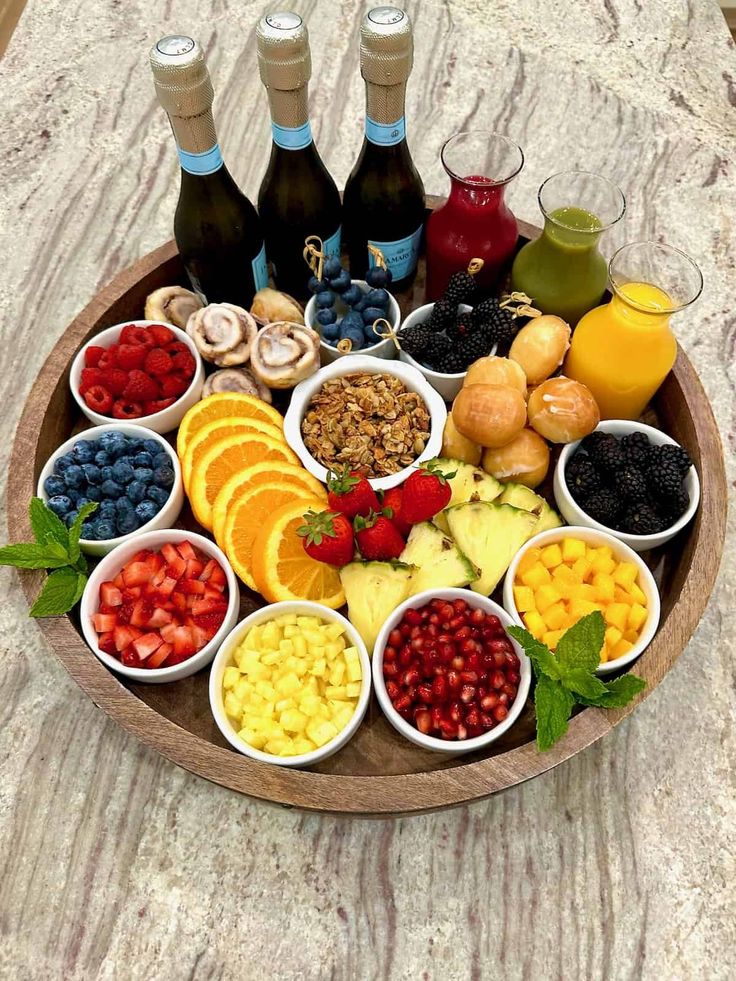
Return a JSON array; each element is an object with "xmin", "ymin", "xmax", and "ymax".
[
  {"xmin": 37, "ymin": 423, "xmax": 184, "ymax": 557},
  {"xmin": 209, "ymin": 601, "xmax": 371, "ymax": 768},
  {"xmin": 70, "ymin": 320, "xmax": 204, "ymax": 434},
  {"xmin": 553, "ymin": 420, "xmax": 700, "ymax": 553},
  {"xmin": 283, "ymin": 354, "xmax": 447, "ymax": 491},
  {"xmin": 502, "ymin": 525, "xmax": 661, "ymax": 676},
  {"xmin": 80, "ymin": 529, "xmax": 240, "ymax": 683},
  {"xmin": 398, "ymin": 303, "xmax": 496, "ymax": 402},
  {"xmin": 372, "ymin": 588, "xmax": 532, "ymax": 755},
  {"xmin": 305, "ymin": 279, "xmax": 401, "ymax": 364}
]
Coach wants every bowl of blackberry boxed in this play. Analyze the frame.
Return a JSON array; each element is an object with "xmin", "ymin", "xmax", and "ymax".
[
  {"xmin": 553, "ymin": 420, "xmax": 700, "ymax": 552},
  {"xmin": 397, "ymin": 263, "xmax": 531, "ymax": 401}
]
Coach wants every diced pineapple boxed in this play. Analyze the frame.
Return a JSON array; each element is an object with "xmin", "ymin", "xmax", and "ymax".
[
  {"xmin": 275, "ymin": 613, "xmax": 297, "ymax": 626},
  {"xmin": 234, "ymin": 677, "xmax": 254, "ymax": 701},
  {"xmin": 517, "ymin": 547, "xmax": 542, "ymax": 576},
  {"xmin": 346, "ymin": 682, "xmax": 362, "ymax": 698},
  {"xmin": 306, "ymin": 719, "xmax": 339, "ymax": 747},
  {"xmin": 524, "ymin": 610, "xmax": 546, "ymax": 639},
  {"xmin": 247, "ymin": 661, "xmax": 270, "ymax": 681},
  {"xmin": 604, "ymin": 603, "xmax": 629, "ymax": 632},
  {"xmin": 281, "ymin": 708, "xmax": 308, "ymax": 733},
  {"xmin": 325, "ymin": 685, "xmax": 348, "ymax": 699},
  {"xmin": 275, "ymin": 697, "xmax": 296, "ymax": 713},
  {"xmin": 296, "ymin": 616, "xmax": 320, "ymax": 628},
  {"xmin": 275, "ymin": 672, "xmax": 301, "ymax": 696},
  {"xmin": 513, "ymin": 585, "xmax": 536, "ymax": 613},
  {"xmin": 238, "ymin": 728, "xmax": 267, "ymax": 750},
  {"xmin": 540, "ymin": 543, "xmax": 563, "ymax": 568},
  {"xmin": 542, "ymin": 629, "xmax": 565, "ymax": 651},
  {"xmin": 283, "ymin": 624, "xmax": 300, "ymax": 638},
  {"xmin": 223, "ymin": 666, "xmax": 240, "ymax": 690},
  {"xmin": 292, "ymin": 737, "xmax": 316, "ymax": 755},
  {"xmin": 344, "ymin": 648, "xmax": 362, "ymax": 682},
  {"xmin": 292, "ymin": 634, "xmax": 307, "ymax": 657},
  {"xmin": 260, "ymin": 621, "xmax": 281, "ymax": 648},
  {"xmin": 628, "ymin": 603, "xmax": 648, "ymax": 632},
  {"xmin": 325, "ymin": 622, "xmax": 345, "ymax": 640},
  {"xmin": 311, "ymin": 657, "xmax": 327, "ymax": 678},
  {"xmin": 571, "ymin": 557, "xmax": 593, "ymax": 582},
  {"xmin": 262, "ymin": 702, "xmax": 275, "ymax": 720},
  {"xmin": 300, "ymin": 694, "xmax": 322, "ymax": 717},
  {"xmin": 561, "ymin": 537, "xmax": 586, "ymax": 562},
  {"xmin": 593, "ymin": 573, "xmax": 615, "ymax": 602},
  {"xmin": 303, "ymin": 676, "xmax": 319, "ymax": 694},
  {"xmin": 278, "ymin": 639, "xmax": 294, "ymax": 655},
  {"xmin": 520, "ymin": 562, "xmax": 552, "ymax": 588},
  {"xmin": 613, "ymin": 562, "xmax": 639, "ymax": 589},
  {"xmin": 332, "ymin": 705, "xmax": 355, "ymax": 731},
  {"xmin": 244, "ymin": 625, "xmax": 261, "ymax": 648},
  {"xmin": 535, "ymin": 583, "xmax": 561, "ymax": 614},
  {"xmin": 542, "ymin": 602, "xmax": 568, "ymax": 631},
  {"xmin": 255, "ymin": 680, "xmax": 276, "ymax": 700},
  {"xmin": 329, "ymin": 661, "xmax": 346, "ymax": 686},
  {"xmin": 224, "ymin": 692, "xmax": 242, "ymax": 718},
  {"xmin": 262, "ymin": 650, "xmax": 283, "ymax": 666},
  {"xmin": 238, "ymin": 648, "xmax": 260, "ymax": 672},
  {"xmin": 265, "ymin": 737, "xmax": 290, "ymax": 755}
]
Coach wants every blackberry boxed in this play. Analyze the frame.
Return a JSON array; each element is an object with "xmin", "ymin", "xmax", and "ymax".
[
  {"xmin": 646, "ymin": 446, "xmax": 684, "ymax": 501},
  {"xmin": 445, "ymin": 316, "xmax": 473, "ymax": 343},
  {"xmin": 428, "ymin": 298, "xmax": 456, "ymax": 332},
  {"xmin": 471, "ymin": 298, "xmax": 518, "ymax": 347},
  {"xmin": 421, "ymin": 333, "xmax": 452, "ymax": 370},
  {"xmin": 457, "ymin": 330, "xmax": 493, "ymax": 367},
  {"xmin": 582, "ymin": 487, "xmax": 622, "ymax": 527},
  {"xmin": 580, "ymin": 431, "xmax": 625, "ymax": 474},
  {"xmin": 658, "ymin": 443, "xmax": 692, "ymax": 478},
  {"xmin": 442, "ymin": 269, "xmax": 479, "ymax": 306},
  {"xmin": 565, "ymin": 455, "xmax": 602, "ymax": 501},
  {"xmin": 443, "ymin": 348, "xmax": 469, "ymax": 374},
  {"xmin": 621, "ymin": 431, "xmax": 651, "ymax": 470},
  {"xmin": 657, "ymin": 486, "xmax": 690, "ymax": 526},
  {"xmin": 615, "ymin": 466, "xmax": 648, "ymax": 504},
  {"xmin": 620, "ymin": 502, "xmax": 663, "ymax": 536},
  {"xmin": 400, "ymin": 323, "xmax": 432, "ymax": 358}
]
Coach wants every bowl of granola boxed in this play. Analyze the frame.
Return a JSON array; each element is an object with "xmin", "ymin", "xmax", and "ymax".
[{"xmin": 283, "ymin": 355, "xmax": 447, "ymax": 491}]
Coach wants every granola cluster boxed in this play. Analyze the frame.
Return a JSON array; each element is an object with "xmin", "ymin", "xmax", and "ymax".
[{"xmin": 301, "ymin": 373, "xmax": 431, "ymax": 477}]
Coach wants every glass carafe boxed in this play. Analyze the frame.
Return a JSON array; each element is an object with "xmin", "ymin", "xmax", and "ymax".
[
  {"xmin": 564, "ymin": 242, "xmax": 703, "ymax": 419},
  {"xmin": 511, "ymin": 170, "xmax": 626, "ymax": 325},
  {"xmin": 426, "ymin": 131, "xmax": 523, "ymax": 300}
]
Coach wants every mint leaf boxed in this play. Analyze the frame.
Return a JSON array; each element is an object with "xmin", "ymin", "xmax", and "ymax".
[
  {"xmin": 29, "ymin": 497, "xmax": 69, "ymax": 552},
  {"xmin": 534, "ymin": 674, "xmax": 575, "ymax": 751},
  {"xmin": 0, "ymin": 542, "xmax": 71, "ymax": 569},
  {"xmin": 577, "ymin": 673, "xmax": 646, "ymax": 708},
  {"xmin": 555, "ymin": 611, "xmax": 605, "ymax": 677},
  {"xmin": 68, "ymin": 502, "xmax": 98, "ymax": 565},
  {"xmin": 564, "ymin": 668, "xmax": 608, "ymax": 701},
  {"xmin": 29, "ymin": 567, "xmax": 86, "ymax": 617},
  {"xmin": 507, "ymin": 625, "xmax": 562, "ymax": 681}
]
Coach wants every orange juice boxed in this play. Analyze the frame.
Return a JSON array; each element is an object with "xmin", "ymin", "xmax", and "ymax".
[{"xmin": 564, "ymin": 282, "xmax": 677, "ymax": 419}]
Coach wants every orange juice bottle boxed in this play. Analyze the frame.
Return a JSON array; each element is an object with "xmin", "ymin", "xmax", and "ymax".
[{"xmin": 564, "ymin": 242, "xmax": 702, "ymax": 419}]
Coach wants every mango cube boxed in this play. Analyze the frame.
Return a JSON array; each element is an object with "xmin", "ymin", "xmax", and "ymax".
[
  {"xmin": 561, "ymin": 537, "xmax": 586, "ymax": 562},
  {"xmin": 540, "ymin": 543, "xmax": 563, "ymax": 568},
  {"xmin": 542, "ymin": 602, "xmax": 568, "ymax": 631},
  {"xmin": 513, "ymin": 585, "xmax": 536, "ymax": 612},
  {"xmin": 613, "ymin": 562, "xmax": 639, "ymax": 589},
  {"xmin": 520, "ymin": 562, "xmax": 552, "ymax": 588},
  {"xmin": 543, "ymin": 629, "xmax": 566, "ymax": 651},
  {"xmin": 593, "ymin": 574, "xmax": 615, "ymax": 602},
  {"xmin": 535, "ymin": 583, "xmax": 561, "ymax": 614},
  {"xmin": 610, "ymin": 638, "xmax": 634, "ymax": 661},
  {"xmin": 524, "ymin": 610, "xmax": 546, "ymax": 639},
  {"xmin": 517, "ymin": 548, "xmax": 542, "ymax": 576},
  {"xmin": 604, "ymin": 603, "xmax": 629, "ymax": 632},
  {"xmin": 628, "ymin": 603, "xmax": 647, "ymax": 632},
  {"xmin": 571, "ymin": 557, "xmax": 593, "ymax": 582},
  {"xmin": 628, "ymin": 582, "xmax": 647, "ymax": 605}
]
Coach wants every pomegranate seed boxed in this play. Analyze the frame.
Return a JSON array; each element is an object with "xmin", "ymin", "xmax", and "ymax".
[
  {"xmin": 410, "ymin": 636, "xmax": 425, "ymax": 651},
  {"xmin": 452, "ymin": 598, "xmax": 468, "ymax": 613},
  {"xmin": 486, "ymin": 615, "xmax": 502, "ymax": 632},
  {"xmin": 460, "ymin": 684, "xmax": 476, "ymax": 703},
  {"xmin": 439, "ymin": 603, "xmax": 454, "ymax": 621},
  {"xmin": 384, "ymin": 645, "xmax": 397, "ymax": 663},
  {"xmin": 417, "ymin": 683, "xmax": 433, "ymax": 703},
  {"xmin": 454, "ymin": 625, "xmax": 471, "ymax": 641},
  {"xmin": 447, "ymin": 670, "xmax": 462, "ymax": 691},
  {"xmin": 451, "ymin": 656, "xmax": 464, "ymax": 671},
  {"xmin": 506, "ymin": 652, "xmax": 521, "ymax": 670},
  {"xmin": 502, "ymin": 683, "xmax": 518, "ymax": 700},
  {"xmin": 431, "ymin": 706, "xmax": 443, "ymax": 729},
  {"xmin": 506, "ymin": 670, "xmax": 520, "ymax": 685},
  {"xmin": 404, "ymin": 609, "xmax": 422, "ymax": 625},
  {"xmin": 394, "ymin": 694, "xmax": 411, "ymax": 712},
  {"xmin": 456, "ymin": 724, "xmax": 468, "ymax": 740},
  {"xmin": 465, "ymin": 652, "xmax": 481, "ymax": 670},
  {"xmin": 492, "ymin": 650, "xmax": 507, "ymax": 669},
  {"xmin": 449, "ymin": 616, "xmax": 464, "ymax": 630},
  {"xmin": 490, "ymin": 670, "xmax": 505, "ymax": 690},
  {"xmin": 384, "ymin": 662, "xmax": 398, "ymax": 677},
  {"xmin": 460, "ymin": 670, "xmax": 478, "ymax": 683},
  {"xmin": 386, "ymin": 681, "xmax": 399, "ymax": 699},
  {"xmin": 460, "ymin": 638, "xmax": 479, "ymax": 654},
  {"xmin": 410, "ymin": 625, "xmax": 422, "ymax": 639},
  {"xmin": 439, "ymin": 718, "xmax": 457, "ymax": 737},
  {"xmin": 449, "ymin": 701, "xmax": 463, "ymax": 723},
  {"xmin": 470, "ymin": 608, "xmax": 486, "ymax": 625},
  {"xmin": 400, "ymin": 623, "xmax": 412, "ymax": 638},
  {"xmin": 399, "ymin": 647, "xmax": 413, "ymax": 666},
  {"xmin": 481, "ymin": 693, "xmax": 499, "ymax": 711},
  {"xmin": 465, "ymin": 708, "xmax": 481, "ymax": 728},
  {"xmin": 401, "ymin": 667, "xmax": 420, "ymax": 686},
  {"xmin": 498, "ymin": 692, "xmax": 509, "ymax": 705},
  {"xmin": 439, "ymin": 643, "xmax": 454, "ymax": 662},
  {"xmin": 389, "ymin": 629, "xmax": 402, "ymax": 647},
  {"xmin": 493, "ymin": 704, "xmax": 508, "ymax": 722},
  {"xmin": 415, "ymin": 710, "xmax": 432, "ymax": 734},
  {"xmin": 479, "ymin": 712, "xmax": 495, "ymax": 728},
  {"xmin": 432, "ymin": 675, "xmax": 448, "ymax": 700}
]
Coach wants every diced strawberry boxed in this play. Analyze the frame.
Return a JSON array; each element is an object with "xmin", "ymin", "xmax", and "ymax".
[
  {"xmin": 92, "ymin": 612, "xmax": 117, "ymax": 633},
  {"xmin": 177, "ymin": 541, "xmax": 197, "ymax": 562},
  {"xmin": 191, "ymin": 626, "xmax": 211, "ymax": 650},
  {"xmin": 161, "ymin": 543, "xmax": 179, "ymax": 564},
  {"xmin": 171, "ymin": 592, "xmax": 187, "ymax": 613},
  {"xmin": 122, "ymin": 562, "xmax": 152, "ymax": 588},
  {"xmin": 179, "ymin": 578, "xmax": 205, "ymax": 595},
  {"xmin": 148, "ymin": 608, "xmax": 173, "ymax": 628},
  {"xmin": 113, "ymin": 572, "xmax": 125, "ymax": 589},
  {"xmin": 190, "ymin": 597, "xmax": 228, "ymax": 617},
  {"xmin": 145, "ymin": 551, "xmax": 165, "ymax": 574},
  {"xmin": 147, "ymin": 642, "xmax": 173, "ymax": 669},
  {"xmin": 159, "ymin": 622, "xmax": 178, "ymax": 644},
  {"xmin": 98, "ymin": 602, "xmax": 117, "ymax": 615},
  {"xmin": 98, "ymin": 631, "xmax": 116, "ymax": 654},
  {"xmin": 130, "ymin": 549, "xmax": 154, "ymax": 564},
  {"xmin": 121, "ymin": 647, "xmax": 139, "ymax": 667},
  {"xmin": 114, "ymin": 624, "xmax": 138, "ymax": 652},
  {"xmin": 148, "ymin": 566, "xmax": 167, "ymax": 589},
  {"xmin": 157, "ymin": 576, "xmax": 178, "ymax": 597},
  {"xmin": 208, "ymin": 564, "xmax": 227, "ymax": 590},
  {"xmin": 121, "ymin": 587, "xmax": 141, "ymax": 602},
  {"xmin": 130, "ymin": 599, "xmax": 154, "ymax": 628},
  {"xmin": 100, "ymin": 581, "xmax": 123, "ymax": 607},
  {"xmin": 202, "ymin": 584, "xmax": 227, "ymax": 602},
  {"xmin": 133, "ymin": 632, "xmax": 163, "ymax": 660},
  {"xmin": 117, "ymin": 602, "xmax": 132, "ymax": 624},
  {"xmin": 184, "ymin": 559, "xmax": 204, "ymax": 579},
  {"xmin": 172, "ymin": 625, "xmax": 196, "ymax": 658},
  {"xmin": 165, "ymin": 553, "xmax": 187, "ymax": 580}
]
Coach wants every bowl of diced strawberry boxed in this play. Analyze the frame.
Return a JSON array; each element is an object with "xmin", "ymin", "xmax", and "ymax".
[
  {"xmin": 81, "ymin": 530, "xmax": 240, "ymax": 682},
  {"xmin": 70, "ymin": 321, "xmax": 204, "ymax": 434}
]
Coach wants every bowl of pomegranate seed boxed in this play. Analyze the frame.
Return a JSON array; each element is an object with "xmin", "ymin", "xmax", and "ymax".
[
  {"xmin": 70, "ymin": 320, "xmax": 204, "ymax": 434},
  {"xmin": 80, "ymin": 529, "xmax": 240, "ymax": 683},
  {"xmin": 372, "ymin": 589, "xmax": 531, "ymax": 754}
]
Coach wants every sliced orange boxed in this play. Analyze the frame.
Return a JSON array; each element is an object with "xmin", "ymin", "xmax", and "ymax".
[
  {"xmin": 251, "ymin": 499, "xmax": 345, "ymax": 608},
  {"xmin": 222, "ymin": 481, "xmax": 318, "ymax": 590},
  {"xmin": 212, "ymin": 462, "xmax": 327, "ymax": 546},
  {"xmin": 176, "ymin": 393, "xmax": 284, "ymax": 458},
  {"xmin": 181, "ymin": 416, "xmax": 284, "ymax": 490},
  {"xmin": 188, "ymin": 432, "xmax": 299, "ymax": 530}
]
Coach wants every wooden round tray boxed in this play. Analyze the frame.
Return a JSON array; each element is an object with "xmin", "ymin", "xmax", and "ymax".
[{"xmin": 8, "ymin": 216, "xmax": 727, "ymax": 815}]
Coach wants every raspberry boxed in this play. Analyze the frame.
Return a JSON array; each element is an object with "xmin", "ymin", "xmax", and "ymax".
[
  {"xmin": 100, "ymin": 367, "xmax": 129, "ymax": 396},
  {"xmin": 144, "ymin": 348, "xmax": 173, "ymax": 376},
  {"xmin": 98, "ymin": 347, "xmax": 118, "ymax": 370},
  {"xmin": 123, "ymin": 369, "xmax": 159, "ymax": 402},
  {"xmin": 166, "ymin": 341, "xmax": 190, "ymax": 356},
  {"xmin": 171, "ymin": 350, "xmax": 195, "ymax": 377},
  {"xmin": 112, "ymin": 399, "xmax": 144, "ymax": 419},
  {"xmin": 115, "ymin": 343, "xmax": 147, "ymax": 370},
  {"xmin": 144, "ymin": 398, "xmax": 176, "ymax": 414},
  {"xmin": 120, "ymin": 324, "xmax": 155, "ymax": 346},
  {"xmin": 83, "ymin": 385, "xmax": 113, "ymax": 414},
  {"xmin": 149, "ymin": 324, "xmax": 175, "ymax": 346},
  {"xmin": 79, "ymin": 367, "xmax": 104, "ymax": 393},
  {"xmin": 84, "ymin": 345, "xmax": 105, "ymax": 367},
  {"xmin": 160, "ymin": 374, "xmax": 189, "ymax": 398}
]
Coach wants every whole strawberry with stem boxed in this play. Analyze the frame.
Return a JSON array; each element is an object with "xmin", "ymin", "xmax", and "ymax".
[
  {"xmin": 326, "ymin": 466, "xmax": 379, "ymax": 519},
  {"xmin": 381, "ymin": 486, "xmax": 412, "ymax": 537},
  {"xmin": 400, "ymin": 462, "xmax": 456, "ymax": 524},
  {"xmin": 298, "ymin": 510, "xmax": 355, "ymax": 567},
  {"xmin": 354, "ymin": 510, "xmax": 405, "ymax": 560}
]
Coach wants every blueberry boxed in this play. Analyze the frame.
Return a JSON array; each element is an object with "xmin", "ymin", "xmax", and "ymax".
[
  {"xmin": 94, "ymin": 519, "xmax": 117, "ymax": 540},
  {"xmin": 94, "ymin": 450, "xmax": 111, "ymax": 468},
  {"xmin": 366, "ymin": 288, "xmax": 390, "ymax": 308},
  {"xmin": 48, "ymin": 495, "xmax": 73, "ymax": 516},
  {"xmin": 99, "ymin": 431, "xmax": 127, "ymax": 457},
  {"xmin": 329, "ymin": 268, "xmax": 352, "ymax": 293},
  {"xmin": 44, "ymin": 475, "xmax": 66, "ymax": 497},
  {"xmin": 308, "ymin": 275, "xmax": 330, "ymax": 294},
  {"xmin": 114, "ymin": 496, "xmax": 134, "ymax": 514},
  {"xmin": 135, "ymin": 500, "xmax": 159, "ymax": 524},
  {"xmin": 126, "ymin": 480, "xmax": 147, "ymax": 504},
  {"xmin": 82, "ymin": 463, "xmax": 102, "ymax": 485},
  {"xmin": 99, "ymin": 500, "xmax": 117, "ymax": 519},
  {"xmin": 125, "ymin": 439, "xmax": 144, "ymax": 455},
  {"xmin": 316, "ymin": 291, "xmax": 336, "ymax": 310},
  {"xmin": 143, "ymin": 439, "xmax": 161, "ymax": 455},
  {"xmin": 366, "ymin": 266, "xmax": 391, "ymax": 288},
  {"xmin": 153, "ymin": 466, "xmax": 175, "ymax": 489},
  {"xmin": 63, "ymin": 465, "xmax": 85, "ymax": 489},
  {"xmin": 352, "ymin": 295, "xmax": 369, "ymax": 313},
  {"xmin": 134, "ymin": 467, "xmax": 153, "ymax": 485},
  {"xmin": 321, "ymin": 320, "xmax": 341, "ymax": 342},
  {"xmin": 116, "ymin": 510, "xmax": 140, "ymax": 535},
  {"xmin": 323, "ymin": 256, "xmax": 342, "ymax": 279},
  {"xmin": 55, "ymin": 453, "xmax": 75, "ymax": 473},
  {"xmin": 316, "ymin": 308, "xmax": 337, "ymax": 327},
  {"xmin": 342, "ymin": 284, "xmax": 363, "ymax": 307},
  {"xmin": 147, "ymin": 485, "xmax": 170, "ymax": 507},
  {"xmin": 72, "ymin": 441, "xmax": 95, "ymax": 464},
  {"xmin": 64, "ymin": 510, "xmax": 79, "ymax": 528},
  {"xmin": 112, "ymin": 460, "xmax": 135, "ymax": 485},
  {"xmin": 362, "ymin": 306, "xmax": 386, "ymax": 325},
  {"xmin": 133, "ymin": 451, "xmax": 153, "ymax": 468},
  {"xmin": 81, "ymin": 520, "xmax": 97, "ymax": 540},
  {"xmin": 66, "ymin": 489, "xmax": 81, "ymax": 505},
  {"xmin": 75, "ymin": 496, "xmax": 92, "ymax": 509},
  {"xmin": 364, "ymin": 322, "xmax": 385, "ymax": 344},
  {"xmin": 101, "ymin": 479, "xmax": 124, "ymax": 499},
  {"xmin": 153, "ymin": 452, "xmax": 171, "ymax": 470},
  {"xmin": 85, "ymin": 486, "xmax": 103, "ymax": 502},
  {"xmin": 341, "ymin": 311, "xmax": 364, "ymax": 332}
]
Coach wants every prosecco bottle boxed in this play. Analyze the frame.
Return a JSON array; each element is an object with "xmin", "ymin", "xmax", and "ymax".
[
  {"xmin": 343, "ymin": 6, "xmax": 426, "ymax": 291},
  {"xmin": 256, "ymin": 12, "xmax": 342, "ymax": 300},
  {"xmin": 150, "ymin": 35, "xmax": 268, "ymax": 308}
]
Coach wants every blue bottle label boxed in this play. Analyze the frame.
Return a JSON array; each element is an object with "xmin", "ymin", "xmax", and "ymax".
[
  {"xmin": 323, "ymin": 225, "xmax": 342, "ymax": 259},
  {"xmin": 365, "ymin": 116, "xmax": 406, "ymax": 147},
  {"xmin": 271, "ymin": 121, "xmax": 313, "ymax": 151},
  {"xmin": 177, "ymin": 143, "xmax": 224, "ymax": 176},
  {"xmin": 252, "ymin": 242, "xmax": 269, "ymax": 291},
  {"xmin": 368, "ymin": 225, "xmax": 422, "ymax": 281}
]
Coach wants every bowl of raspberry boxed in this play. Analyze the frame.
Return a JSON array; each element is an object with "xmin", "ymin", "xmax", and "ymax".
[
  {"xmin": 553, "ymin": 420, "xmax": 701, "ymax": 552},
  {"xmin": 372, "ymin": 589, "xmax": 531, "ymax": 754},
  {"xmin": 37, "ymin": 423, "xmax": 184, "ymax": 557},
  {"xmin": 70, "ymin": 320, "xmax": 204, "ymax": 434}
]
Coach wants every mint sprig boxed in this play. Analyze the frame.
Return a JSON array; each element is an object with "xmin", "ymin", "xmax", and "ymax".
[
  {"xmin": 0, "ymin": 497, "xmax": 97, "ymax": 617},
  {"xmin": 508, "ymin": 611, "xmax": 646, "ymax": 752}
]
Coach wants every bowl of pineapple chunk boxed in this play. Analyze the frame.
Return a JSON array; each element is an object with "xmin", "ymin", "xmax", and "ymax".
[
  {"xmin": 209, "ymin": 602, "xmax": 371, "ymax": 766},
  {"xmin": 503, "ymin": 527, "xmax": 660, "ymax": 675}
]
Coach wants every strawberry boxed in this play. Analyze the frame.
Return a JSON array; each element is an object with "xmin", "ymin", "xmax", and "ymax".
[
  {"xmin": 298, "ymin": 509, "xmax": 355, "ymax": 567},
  {"xmin": 100, "ymin": 367, "xmax": 129, "ymax": 396},
  {"xmin": 326, "ymin": 466, "xmax": 379, "ymax": 519},
  {"xmin": 116, "ymin": 343, "xmax": 147, "ymax": 370},
  {"xmin": 123, "ymin": 369, "xmax": 159, "ymax": 402},
  {"xmin": 354, "ymin": 510, "xmax": 405, "ymax": 560},
  {"xmin": 399, "ymin": 462, "xmax": 456, "ymax": 524},
  {"xmin": 144, "ymin": 348, "xmax": 173, "ymax": 376},
  {"xmin": 143, "ymin": 398, "xmax": 176, "ymax": 414},
  {"xmin": 79, "ymin": 367, "xmax": 104, "ymax": 393},
  {"xmin": 84, "ymin": 345, "xmax": 105, "ymax": 367},
  {"xmin": 149, "ymin": 324, "xmax": 175, "ymax": 346},
  {"xmin": 381, "ymin": 486, "xmax": 412, "ymax": 538},
  {"xmin": 84, "ymin": 385, "xmax": 113, "ymax": 414},
  {"xmin": 160, "ymin": 374, "xmax": 189, "ymax": 399},
  {"xmin": 171, "ymin": 350, "xmax": 196, "ymax": 377}
]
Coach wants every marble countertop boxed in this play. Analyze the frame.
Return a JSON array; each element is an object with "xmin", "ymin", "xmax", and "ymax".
[{"xmin": 1, "ymin": 1, "xmax": 735, "ymax": 977}]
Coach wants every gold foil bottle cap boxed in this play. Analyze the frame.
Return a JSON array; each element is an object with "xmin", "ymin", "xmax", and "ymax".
[
  {"xmin": 256, "ymin": 12, "xmax": 311, "ymax": 91},
  {"xmin": 360, "ymin": 6, "xmax": 413, "ymax": 86},
  {"xmin": 150, "ymin": 35, "xmax": 216, "ymax": 153}
]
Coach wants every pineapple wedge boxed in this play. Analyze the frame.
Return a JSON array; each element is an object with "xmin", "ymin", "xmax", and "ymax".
[
  {"xmin": 400, "ymin": 521, "xmax": 479, "ymax": 596},
  {"xmin": 424, "ymin": 458, "xmax": 503, "ymax": 532},
  {"xmin": 339, "ymin": 561, "xmax": 416, "ymax": 651},
  {"xmin": 446, "ymin": 502, "xmax": 539, "ymax": 596}
]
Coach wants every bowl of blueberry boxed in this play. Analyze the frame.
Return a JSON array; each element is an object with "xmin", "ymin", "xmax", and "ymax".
[
  {"xmin": 553, "ymin": 420, "xmax": 700, "ymax": 552},
  {"xmin": 38, "ymin": 423, "xmax": 184, "ymax": 557},
  {"xmin": 305, "ymin": 256, "xmax": 401, "ymax": 363}
]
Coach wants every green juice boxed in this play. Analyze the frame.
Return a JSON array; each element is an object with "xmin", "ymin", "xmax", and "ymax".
[{"xmin": 511, "ymin": 206, "xmax": 608, "ymax": 326}]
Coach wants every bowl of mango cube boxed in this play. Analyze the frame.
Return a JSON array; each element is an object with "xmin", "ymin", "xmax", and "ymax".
[
  {"xmin": 502, "ymin": 527, "xmax": 660, "ymax": 675},
  {"xmin": 209, "ymin": 601, "xmax": 371, "ymax": 766}
]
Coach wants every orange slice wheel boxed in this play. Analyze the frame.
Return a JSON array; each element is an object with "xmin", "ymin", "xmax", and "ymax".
[
  {"xmin": 181, "ymin": 416, "xmax": 284, "ymax": 490},
  {"xmin": 176, "ymin": 393, "xmax": 284, "ymax": 458}
]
